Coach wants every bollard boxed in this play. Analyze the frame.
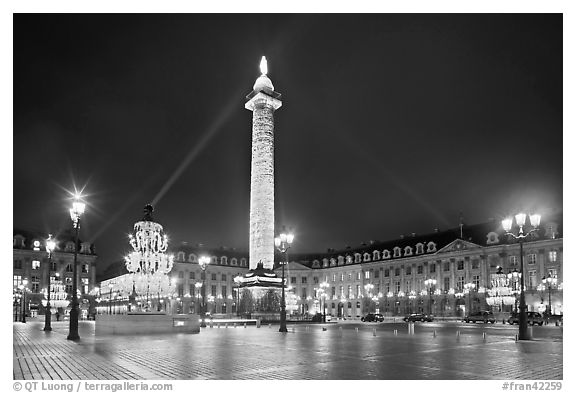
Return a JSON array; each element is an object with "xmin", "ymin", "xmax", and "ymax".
[
  {"xmin": 456, "ymin": 330, "xmax": 460, "ymax": 338},
  {"xmin": 339, "ymin": 326, "xmax": 343, "ymax": 336},
  {"xmin": 322, "ymin": 327, "xmax": 327, "ymax": 331},
  {"xmin": 269, "ymin": 324, "xmax": 271, "ymax": 328},
  {"xmin": 234, "ymin": 323, "xmax": 236, "ymax": 328},
  {"xmin": 433, "ymin": 330, "xmax": 436, "ymax": 338},
  {"xmin": 244, "ymin": 323, "xmax": 247, "ymax": 328},
  {"xmin": 408, "ymin": 322, "xmax": 414, "ymax": 335},
  {"xmin": 372, "ymin": 328, "xmax": 376, "ymax": 337},
  {"xmin": 394, "ymin": 329, "xmax": 398, "ymax": 336},
  {"xmin": 256, "ymin": 319, "xmax": 261, "ymax": 328},
  {"xmin": 217, "ymin": 323, "xmax": 220, "ymax": 328},
  {"xmin": 515, "ymin": 334, "xmax": 518, "ymax": 342},
  {"xmin": 355, "ymin": 327, "xmax": 359, "ymax": 333},
  {"xmin": 225, "ymin": 323, "xmax": 228, "ymax": 328},
  {"xmin": 482, "ymin": 332, "xmax": 486, "ymax": 340}
]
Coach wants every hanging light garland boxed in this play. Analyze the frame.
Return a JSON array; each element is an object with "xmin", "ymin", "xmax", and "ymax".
[{"xmin": 124, "ymin": 205, "xmax": 175, "ymax": 299}]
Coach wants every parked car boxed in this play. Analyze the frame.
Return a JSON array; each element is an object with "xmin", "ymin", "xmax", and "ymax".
[
  {"xmin": 507, "ymin": 311, "xmax": 544, "ymax": 326},
  {"xmin": 403, "ymin": 313, "xmax": 433, "ymax": 322},
  {"xmin": 361, "ymin": 313, "xmax": 384, "ymax": 322},
  {"xmin": 463, "ymin": 311, "xmax": 496, "ymax": 324},
  {"xmin": 544, "ymin": 314, "xmax": 563, "ymax": 326},
  {"xmin": 311, "ymin": 313, "xmax": 333, "ymax": 322}
]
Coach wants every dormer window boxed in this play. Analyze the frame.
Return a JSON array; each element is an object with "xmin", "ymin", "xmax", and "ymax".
[
  {"xmin": 373, "ymin": 250, "xmax": 380, "ymax": 260},
  {"xmin": 416, "ymin": 243, "xmax": 424, "ymax": 254},
  {"xmin": 312, "ymin": 260, "xmax": 320, "ymax": 268},
  {"xmin": 363, "ymin": 253, "xmax": 371, "ymax": 262},
  {"xmin": 427, "ymin": 242, "xmax": 437, "ymax": 252},
  {"xmin": 338, "ymin": 255, "xmax": 345, "ymax": 266},
  {"xmin": 80, "ymin": 242, "xmax": 91, "ymax": 254},
  {"xmin": 330, "ymin": 258, "xmax": 336, "ymax": 267},
  {"xmin": 240, "ymin": 258, "xmax": 247, "ymax": 267},
  {"xmin": 177, "ymin": 252, "xmax": 186, "ymax": 262},
  {"xmin": 13, "ymin": 235, "xmax": 25, "ymax": 248},
  {"xmin": 486, "ymin": 232, "xmax": 500, "ymax": 245},
  {"xmin": 65, "ymin": 241, "xmax": 75, "ymax": 252},
  {"xmin": 188, "ymin": 253, "xmax": 197, "ymax": 263},
  {"xmin": 383, "ymin": 250, "xmax": 391, "ymax": 259},
  {"xmin": 322, "ymin": 258, "xmax": 329, "ymax": 268},
  {"xmin": 354, "ymin": 253, "xmax": 361, "ymax": 263},
  {"xmin": 220, "ymin": 256, "xmax": 228, "ymax": 265},
  {"xmin": 404, "ymin": 246, "xmax": 413, "ymax": 256},
  {"xmin": 231, "ymin": 258, "xmax": 238, "ymax": 266},
  {"xmin": 346, "ymin": 255, "xmax": 353, "ymax": 264},
  {"xmin": 393, "ymin": 247, "xmax": 401, "ymax": 258}
]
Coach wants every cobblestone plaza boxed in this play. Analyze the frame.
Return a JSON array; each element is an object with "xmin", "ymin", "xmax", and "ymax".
[{"xmin": 13, "ymin": 321, "xmax": 562, "ymax": 380}]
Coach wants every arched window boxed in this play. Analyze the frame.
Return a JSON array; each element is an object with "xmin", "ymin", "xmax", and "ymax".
[
  {"xmin": 373, "ymin": 250, "xmax": 381, "ymax": 260},
  {"xmin": 337, "ymin": 255, "xmax": 345, "ymax": 266},
  {"xmin": 211, "ymin": 256, "xmax": 218, "ymax": 265},
  {"xmin": 383, "ymin": 250, "xmax": 391, "ymax": 259},
  {"xmin": 220, "ymin": 256, "xmax": 228, "ymax": 265},
  {"xmin": 240, "ymin": 258, "xmax": 247, "ymax": 267},
  {"xmin": 177, "ymin": 252, "xmax": 186, "ymax": 262},
  {"xmin": 188, "ymin": 253, "xmax": 197, "ymax": 263},
  {"xmin": 322, "ymin": 258, "xmax": 329, "ymax": 268},
  {"xmin": 312, "ymin": 260, "xmax": 320, "ymax": 268},
  {"xmin": 354, "ymin": 253, "xmax": 361, "ymax": 263},
  {"xmin": 231, "ymin": 258, "xmax": 238, "ymax": 266},
  {"xmin": 404, "ymin": 246, "xmax": 413, "ymax": 256},
  {"xmin": 393, "ymin": 247, "xmax": 401, "ymax": 258},
  {"xmin": 427, "ymin": 242, "xmax": 437, "ymax": 252},
  {"xmin": 415, "ymin": 243, "xmax": 424, "ymax": 254},
  {"xmin": 363, "ymin": 253, "xmax": 371, "ymax": 262}
]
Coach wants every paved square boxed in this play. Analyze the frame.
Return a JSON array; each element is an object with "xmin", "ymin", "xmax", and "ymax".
[{"xmin": 13, "ymin": 321, "xmax": 562, "ymax": 380}]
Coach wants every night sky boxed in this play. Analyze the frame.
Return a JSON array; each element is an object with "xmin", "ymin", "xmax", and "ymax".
[{"xmin": 13, "ymin": 14, "xmax": 562, "ymax": 271}]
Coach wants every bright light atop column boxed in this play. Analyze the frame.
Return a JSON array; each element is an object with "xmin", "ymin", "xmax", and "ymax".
[
  {"xmin": 286, "ymin": 233, "xmax": 294, "ymax": 244},
  {"xmin": 260, "ymin": 56, "xmax": 268, "ymax": 75},
  {"xmin": 515, "ymin": 213, "xmax": 526, "ymax": 227},
  {"xmin": 274, "ymin": 237, "xmax": 281, "ymax": 248},
  {"xmin": 529, "ymin": 214, "xmax": 541, "ymax": 228},
  {"xmin": 280, "ymin": 233, "xmax": 287, "ymax": 243},
  {"xmin": 46, "ymin": 234, "xmax": 56, "ymax": 253},
  {"xmin": 502, "ymin": 217, "xmax": 513, "ymax": 232}
]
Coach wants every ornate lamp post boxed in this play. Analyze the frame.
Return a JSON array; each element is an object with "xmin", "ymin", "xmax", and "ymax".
[
  {"xmin": 198, "ymin": 256, "xmax": 211, "ymax": 327},
  {"xmin": 320, "ymin": 281, "xmax": 329, "ymax": 322},
  {"xmin": 234, "ymin": 275, "xmax": 242, "ymax": 317},
  {"xmin": 502, "ymin": 212, "xmax": 541, "ymax": 340},
  {"xmin": 43, "ymin": 235, "xmax": 56, "ymax": 331},
  {"xmin": 275, "ymin": 228, "xmax": 294, "ymax": 333},
  {"xmin": 464, "ymin": 283, "xmax": 476, "ymax": 315},
  {"xmin": 424, "ymin": 278, "xmax": 437, "ymax": 316},
  {"xmin": 542, "ymin": 273, "xmax": 557, "ymax": 315},
  {"xmin": 20, "ymin": 279, "xmax": 29, "ymax": 323},
  {"xmin": 67, "ymin": 194, "xmax": 85, "ymax": 341}
]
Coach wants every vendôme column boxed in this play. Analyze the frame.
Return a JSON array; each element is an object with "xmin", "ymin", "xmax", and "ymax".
[{"xmin": 245, "ymin": 56, "xmax": 282, "ymax": 272}]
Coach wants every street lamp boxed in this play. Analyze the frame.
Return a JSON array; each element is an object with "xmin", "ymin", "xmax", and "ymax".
[
  {"xmin": 424, "ymin": 278, "xmax": 437, "ymax": 316},
  {"xmin": 542, "ymin": 273, "xmax": 557, "ymax": 316},
  {"xmin": 464, "ymin": 282, "xmax": 476, "ymax": 315},
  {"xmin": 67, "ymin": 193, "xmax": 85, "ymax": 340},
  {"xmin": 198, "ymin": 256, "xmax": 211, "ymax": 327},
  {"xmin": 234, "ymin": 275, "xmax": 243, "ymax": 317},
  {"xmin": 502, "ymin": 212, "xmax": 540, "ymax": 340},
  {"xmin": 275, "ymin": 228, "xmax": 294, "ymax": 333},
  {"xmin": 20, "ymin": 279, "xmax": 29, "ymax": 323},
  {"xmin": 320, "ymin": 281, "xmax": 329, "ymax": 322},
  {"xmin": 43, "ymin": 235, "xmax": 57, "ymax": 331}
]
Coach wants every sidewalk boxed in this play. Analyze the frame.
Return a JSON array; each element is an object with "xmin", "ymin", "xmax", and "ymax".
[{"xmin": 13, "ymin": 321, "xmax": 562, "ymax": 380}]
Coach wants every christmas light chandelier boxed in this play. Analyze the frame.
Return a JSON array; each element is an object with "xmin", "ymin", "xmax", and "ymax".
[{"xmin": 125, "ymin": 204, "xmax": 174, "ymax": 298}]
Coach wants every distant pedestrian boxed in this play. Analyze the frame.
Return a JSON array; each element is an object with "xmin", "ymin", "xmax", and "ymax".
[{"xmin": 56, "ymin": 312, "xmax": 60, "ymax": 321}]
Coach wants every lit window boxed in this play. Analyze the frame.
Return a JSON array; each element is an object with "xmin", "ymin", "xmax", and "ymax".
[
  {"xmin": 549, "ymin": 251, "xmax": 557, "ymax": 262},
  {"xmin": 340, "ymin": 273, "xmax": 344, "ymax": 282},
  {"xmin": 32, "ymin": 260, "xmax": 40, "ymax": 270},
  {"xmin": 81, "ymin": 264, "xmax": 89, "ymax": 273},
  {"xmin": 364, "ymin": 271, "xmax": 370, "ymax": 279},
  {"xmin": 13, "ymin": 275, "xmax": 22, "ymax": 288}
]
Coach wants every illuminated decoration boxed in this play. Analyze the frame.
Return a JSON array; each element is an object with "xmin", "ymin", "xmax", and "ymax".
[
  {"xmin": 485, "ymin": 268, "xmax": 516, "ymax": 307},
  {"xmin": 124, "ymin": 205, "xmax": 175, "ymax": 300},
  {"xmin": 245, "ymin": 56, "xmax": 282, "ymax": 271},
  {"xmin": 42, "ymin": 277, "xmax": 69, "ymax": 310}
]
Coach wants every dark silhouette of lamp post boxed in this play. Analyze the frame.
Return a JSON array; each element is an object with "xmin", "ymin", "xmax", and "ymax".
[
  {"xmin": 502, "ymin": 212, "xmax": 541, "ymax": 340},
  {"xmin": 20, "ymin": 279, "xmax": 29, "ymax": 323},
  {"xmin": 542, "ymin": 273, "xmax": 557, "ymax": 315},
  {"xmin": 275, "ymin": 228, "xmax": 294, "ymax": 333},
  {"xmin": 198, "ymin": 256, "xmax": 211, "ymax": 327},
  {"xmin": 43, "ymin": 235, "xmax": 56, "ymax": 331}
]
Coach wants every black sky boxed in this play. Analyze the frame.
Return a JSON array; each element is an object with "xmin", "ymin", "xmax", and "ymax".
[{"xmin": 13, "ymin": 14, "xmax": 562, "ymax": 271}]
